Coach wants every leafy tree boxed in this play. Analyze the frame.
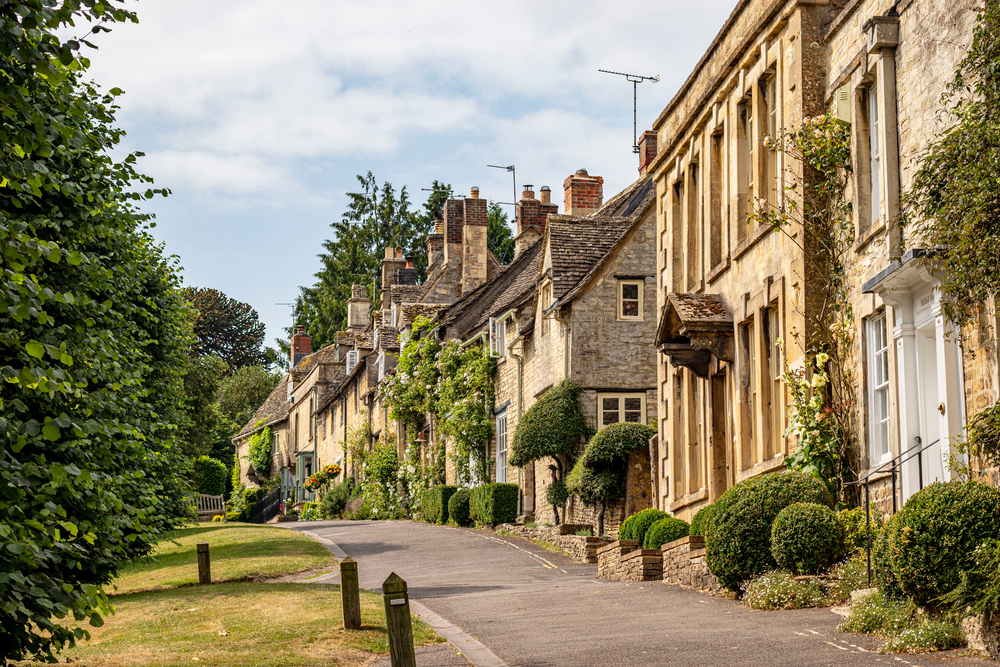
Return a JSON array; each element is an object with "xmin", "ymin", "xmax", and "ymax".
[
  {"xmin": 416, "ymin": 179, "xmax": 452, "ymax": 273},
  {"xmin": 193, "ymin": 455, "xmax": 228, "ymax": 496},
  {"xmin": 181, "ymin": 287, "xmax": 271, "ymax": 369},
  {"xmin": 217, "ymin": 364, "xmax": 282, "ymax": 431},
  {"xmin": 487, "ymin": 201, "xmax": 515, "ymax": 265},
  {"xmin": 181, "ymin": 354, "xmax": 228, "ymax": 458},
  {"xmin": 0, "ymin": 2, "xmax": 192, "ymax": 659}
]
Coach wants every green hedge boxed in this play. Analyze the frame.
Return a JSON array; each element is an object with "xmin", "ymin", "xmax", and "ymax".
[
  {"xmin": 690, "ymin": 504, "xmax": 714, "ymax": 537},
  {"xmin": 448, "ymin": 488, "xmax": 471, "ymax": 526},
  {"xmin": 770, "ymin": 502, "xmax": 843, "ymax": 575},
  {"xmin": 421, "ymin": 485, "xmax": 458, "ymax": 524},
  {"xmin": 873, "ymin": 512, "xmax": 905, "ymax": 600},
  {"xmin": 705, "ymin": 471, "xmax": 834, "ymax": 592},
  {"xmin": 620, "ymin": 508, "xmax": 669, "ymax": 545},
  {"xmin": 644, "ymin": 516, "xmax": 690, "ymax": 549},
  {"xmin": 193, "ymin": 456, "xmax": 228, "ymax": 497},
  {"xmin": 839, "ymin": 506, "xmax": 884, "ymax": 554},
  {"xmin": 887, "ymin": 481, "xmax": 1000, "ymax": 607},
  {"xmin": 469, "ymin": 483, "xmax": 518, "ymax": 526}
]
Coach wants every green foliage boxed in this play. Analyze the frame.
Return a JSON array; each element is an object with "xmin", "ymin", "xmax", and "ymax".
[
  {"xmin": 770, "ymin": 502, "xmax": 843, "ymax": 575},
  {"xmin": 940, "ymin": 538, "xmax": 1000, "ymax": 618},
  {"xmin": 247, "ymin": 424, "xmax": 272, "ymax": 476},
  {"xmin": 359, "ymin": 437, "xmax": 401, "ymax": 519},
  {"xmin": 487, "ymin": 201, "xmax": 515, "ymax": 265},
  {"xmin": 181, "ymin": 353, "xmax": 228, "ymax": 459},
  {"xmin": 568, "ymin": 422, "xmax": 656, "ymax": 520},
  {"xmin": 618, "ymin": 514, "xmax": 637, "ymax": 541},
  {"xmin": 839, "ymin": 591, "xmax": 965, "ymax": 654},
  {"xmin": 319, "ymin": 479, "xmax": 358, "ymax": 520},
  {"xmin": 421, "ymin": 486, "xmax": 457, "ymax": 524},
  {"xmin": 839, "ymin": 506, "xmax": 885, "ymax": 554},
  {"xmin": 872, "ymin": 513, "xmax": 905, "ymax": 600},
  {"xmin": 780, "ymin": 352, "xmax": 841, "ymax": 500},
  {"xmin": 299, "ymin": 502, "xmax": 321, "ymax": 521},
  {"xmin": 509, "ymin": 378, "xmax": 587, "ymax": 468},
  {"xmin": 904, "ymin": 4, "xmax": 1000, "ymax": 328},
  {"xmin": 448, "ymin": 488, "xmax": 472, "ymax": 527},
  {"xmin": 620, "ymin": 508, "xmax": 669, "ymax": 545},
  {"xmin": 706, "ymin": 471, "xmax": 834, "ymax": 592},
  {"xmin": 343, "ymin": 497, "xmax": 373, "ymax": 521},
  {"xmin": 193, "ymin": 456, "xmax": 228, "ymax": 497},
  {"xmin": 469, "ymin": 483, "xmax": 518, "ymax": 526},
  {"xmin": 181, "ymin": 287, "xmax": 271, "ymax": 369},
  {"xmin": 643, "ymin": 517, "xmax": 690, "ymax": 549},
  {"xmin": 826, "ymin": 553, "xmax": 873, "ymax": 604},
  {"xmin": 689, "ymin": 504, "xmax": 714, "ymax": 537},
  {"xmin": 886, "ymin": 480, "xmax": 1000, "ymax": 607},
  {"xmin": 743, "ymin": 571, "xmax": 829, "ymax": 610},
  {"xmin": 545, "ymin": 480, "xmax": 569, "ymax": 509},
  {"xmin": 216, "ymin": 364, "xmax": 282, "ymax": 432},
  {"xmin": 0, "ymin": 2, "xmax": 202, "ymax": 659},
  {"xmin": 961, "ymin": 399, "xmax": 1000, "ymax": 470}
]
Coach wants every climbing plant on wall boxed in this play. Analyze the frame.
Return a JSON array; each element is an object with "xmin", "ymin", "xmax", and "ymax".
[{"xmin": 749, "ymin": 114, "xmax": 857, "ymax": 501}]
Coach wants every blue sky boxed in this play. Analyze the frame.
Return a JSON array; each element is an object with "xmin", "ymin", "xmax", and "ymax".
[{"xmin": 79, "ymin": 0, "xmax": 735, "ymax": 347}]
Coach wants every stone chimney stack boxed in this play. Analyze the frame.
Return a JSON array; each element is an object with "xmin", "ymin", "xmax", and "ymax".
[
  {"xmin": 379, "ymin": 246, "xmax": 406, "ymax": 311},
  {"xmin": 397, "ymin": 254, "xmax": 418, "ymax": 285},
  {"xmin": 347, "ymin": 284, "xmax": 370, "ymax": 331},
  {"xmin": 638, "ymin": 130, "xmax": 658, "ymax": 175},
  {"xmin": 461, "ymin": 188, "xmax": 488, "ymax": 295},
  {"xmin": 290, "ymin": 325, "xmax": 312, "ymax": 369},
  {"xmin": 563, "ymin": 169, "xmax": 604, "ymax": 216},
  {"xmin": 514, "ymin": 184, "xmax": 558, "ymax": 259}
]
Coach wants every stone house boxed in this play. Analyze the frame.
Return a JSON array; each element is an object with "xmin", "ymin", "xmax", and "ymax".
[{"xmin": 646, "ymin": 0, "xmax": 992, "ymax": 521}]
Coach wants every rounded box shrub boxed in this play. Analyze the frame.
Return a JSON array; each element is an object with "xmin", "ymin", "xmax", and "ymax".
[
  {"xmin": 618, "ymin": 514, "xmax": 637, "ymax": 541},
  {"xmin": 689, "ymin": 504, "xmax": 714, "ymax": 537},
  {"xmin": 644, "ymin": 516, "xmax": 690, "ymax": 549},
  {"xmin": 839, "ymin": 506, "xmax": 884, "ymax": 554},
  {"xmin": 887, "ymin": 480, "xmax": 1000, "ymax": 607},
  {"xmin": 872, "ymin": 512, "xmax": 905, "ymax": 600},
  {"xmin": 448, "ymin": 488, "xmax": 471, "ymax": 527},
  {"xmin": 706, "ymin": 471, "xmax": 834, "ymax": 592},
  {"xmin": 622, "ymin": 508, "xmax": 669, "ymax": 546},
  {"xmin": 770, "ymin": 502, "xmax": 843, "ymax": 575}
]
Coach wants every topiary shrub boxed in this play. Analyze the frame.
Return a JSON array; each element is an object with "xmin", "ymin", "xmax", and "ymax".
[
  {"xmin": 421, "ymin": 485, "xmax": 458, "ymax": 524},
  {"xmin": 689, "ymin": 504, "xmax": 714, "ymax": 537},
  {"xmin": 469, "ymin": 483, "xmax": 518, "ymax": 526},
  {"xmin": 621, "ymin": 508, "xmax": 669, "ymax": 546},
  {"xmin": 887, "ymin": 480, "xmax": 1000, "ymax": 607},
  {"xmin": 545, "ymin": 480, "xmax": 569, "ymax": 514},
  {"xmin": 706, "ymin": 471, "xmax": 834, "ymax": 592},
  {"xmin": 770, "ymin": 502, "xmax": 844, "ymax": 575},
  {"xmin": 872, "ymin": 512, "xmax": 905, "ymax": 600},
  {"xmin": 448, "ymin": 488, "xmax": 471, "ymax": 527},
  {"xmin": 644, "ymin": 516, "xmax": 690, "ymax": 549},
  {"xmin": 193, "ymin": 456, "xmax": 228, "ymax": 497},
  {"xmin": 839, "ymin": 506, "xmax": 885, "ymax": 554}
]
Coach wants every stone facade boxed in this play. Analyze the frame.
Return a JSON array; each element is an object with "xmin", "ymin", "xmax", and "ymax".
[{"xmin": 660, "ymin": 536, "xmax": 720, "ymax": 592}]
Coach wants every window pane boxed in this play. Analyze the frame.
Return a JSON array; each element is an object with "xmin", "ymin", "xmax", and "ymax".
[
  {"xmin": 622, "ymin": 284, "xmax": 639, "ymax": 300},
  {"xmin": 622, "ymin": 300, "xmax": 638, "ymax": 317},
  {"xmin": 624, "ymin": 412, "xmax": 643, "ymax": 423},
  {"xmin": 603, "ymin": 397, "xmax": 619, "ymax": 411},
  {"xmin": 624, "ymin": 398, "xmax": 642, "ymax": 411},
  {"xmin": 603, "ymin": 412, "xmax": 620, "ymax": 425}
]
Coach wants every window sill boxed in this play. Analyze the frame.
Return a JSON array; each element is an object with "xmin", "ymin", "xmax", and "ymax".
[
  {"xmin": 732, "ymin": 222, "xmax": 776, "ymax": 262},
  {"xmin": 737, "ymin": 454, "xmax": 786, "ymax": 482},
  {"xmin": 706, "ymin": 255, "xmax": 731, "ymax": 285},
  {"xmin": 667, "ymin": 487, "xmax": 709, "ymax": 513},
  {"xmin": 854, "ymin": 218, "xmax": 885, "ymax": 252}
]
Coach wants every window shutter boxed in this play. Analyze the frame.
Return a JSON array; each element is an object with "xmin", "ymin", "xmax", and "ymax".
[
  {"xmin": 834, "ymin": 85, "xmax": 850, "ymax": 123},
  {"xmin": 377, "ymin": 352, "xmax": 386, "ymax": 381}
]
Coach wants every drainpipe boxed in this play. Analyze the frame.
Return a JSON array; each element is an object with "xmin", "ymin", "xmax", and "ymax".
[{"xmin": 505, "ymin": 314, "xmax": 527, "ymax": 517}]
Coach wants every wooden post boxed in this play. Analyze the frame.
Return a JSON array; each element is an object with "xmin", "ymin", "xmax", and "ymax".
[
  {"xmin": 382, "ymin": 573, "xmax": 416, "ymax": 667},
  {"xmin": 340, "ymin": 557, "xmax": 361, "ymax": 630},
  {"xmin": 196, "ymin": 542, "xmax": 211, "ymax": 585}
]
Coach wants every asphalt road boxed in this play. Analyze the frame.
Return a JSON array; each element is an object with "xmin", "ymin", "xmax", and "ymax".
[{"xmin": 289, "ymin": 519, "xmax": 988, "ymax": 667}]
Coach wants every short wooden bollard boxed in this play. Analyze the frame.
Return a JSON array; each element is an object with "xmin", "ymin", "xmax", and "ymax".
[
  {"xmin": 196, "ymin": 542, "xmax": 211, "ymax": 585},
  {"xmin": 340, "ymin": 557, "xmax": 361, "ymax": 630},
  {"xmin": 382, "ymin": 573, "xmax": 416, "ymax": 667}
]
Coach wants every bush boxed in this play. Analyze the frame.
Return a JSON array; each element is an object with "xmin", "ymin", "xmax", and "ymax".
[
  {"xmin": 545, "ymin": 480, "xmax": 569, "ymax": 510},
  {"xmin": 872, "ymin": 513, "xmax": 905, "ymax": 600},
  {"xmin": 343, "ymin": 497, "xmax": 372, "ymax": 520},
  {"xmin": 644, "ymin": 516, "xmax": 690, "ymax": 549},
  {"xmin": 193, "ymin": 456, "xmax": 228, "ymax": 497},
  {"xmin": 689, "ymin": 504, "xmax": 714, "ymax": 537},
  {"xmin": 887, "ymin": 480, "xmax": 1000, "ymax": 607},
  {"xmin": 839, "ymin": 590, "xmax": 965, "ymax": 654},
  {"xmin": 770, "ymin": 502, "xmax": 843, "ymax": 575},
  {"xmin": 839, "ymin": 506, "xmax": 885, "ymax": 554},
  {"xmin": 319, "ymin": 479, "xmax": 357, "ymax": 519},
  {"xmin": 211, "ymin": 514, "xmax": 224, "ymax": 522},
  {"xmin": 825, "ymin": 554, "xmax": 871, "ymax": 604},
  {"xmin": 469, "ymin": 483, "xmax": 518, "ymax": 526},
  {"xmin": 509, "ymin": 378, "xmax": 587, "ymax": 468},
  {"xmin": 705, "ymin": 471, "xmax": 834, "ymax": 592},
  {"xmin": 621, "ymin": 508, "xmax": 669, "ymax": 545},
  {"xmin": 743, "ymin": 571, "xmax": 828, "ymax": 610},
  {"xmin": 247, "ymin": 425, "xmax": 272, "ymax": 476},
  {"xmin": 618, "ymin": 514, "xmax": 636, "ymax": 541},
  {"xmin": 448, "ymin": 488, "xmax": 471, "ymax": 526},
  {"xmin": 300, "ymin": 502, "xmax": 320, "ymax": 521},
  {"xmin": 941, "ymin": 538, "xmax": 1000, "ymax": 618},
  {"xmin": 421, "ymin": 485, "xmax": 458, "ymax": 524}
]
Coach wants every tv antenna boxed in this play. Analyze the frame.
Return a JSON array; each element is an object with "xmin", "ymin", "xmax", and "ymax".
[
  {"xmin": 599, "ymin": 69, "xmax": 659, "ymax": 153},
  {"xmin": 487, "ymin": 164, "xmax": 516, "ymax": 212}
]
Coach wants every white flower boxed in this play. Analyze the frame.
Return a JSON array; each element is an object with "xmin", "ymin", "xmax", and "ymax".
[{"xmin": 816, "ymin": 352, "xmax": 830, "ymax": 365}]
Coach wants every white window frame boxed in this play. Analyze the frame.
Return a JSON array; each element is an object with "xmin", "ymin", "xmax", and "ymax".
[
  {"xmin": 345, "ymin": 349, "xmax": 358, "ymax": 375},
  {"xmin": 376, "ymin": 351, "xmax": 387, "ymax": 381},
  {"xmin": 617, "ymin": 280, "xmax": 644, "ymax": 321},
  {"xmin": 867, "ymin": 312, "xmax": 891, "ymax": 463},
  {"xmin": 489, "ymin": 317, "xmax": 507, "ymax": 358},
  {"xmin": 271, "ymin": 431, "xmax": 279, "ymax": 455},
  {"xmin": 869, "ymin": 83, "xmax": 881, "ymax": 225},
  {"xmin": 597, "ymin": 393, "xmax": 647, "ymax": 429},
  {"xmin": 495, "ymin": 410, "xmax": 508, "ymax": 483}
]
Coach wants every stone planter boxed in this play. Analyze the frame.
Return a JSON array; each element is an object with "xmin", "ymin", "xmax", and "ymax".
[
  {"xmin": 597, "ymin": 540, "xmax": 641, "ymax": 580},
  {"xmin": 621, "ymin": 548, "xmax": 663, "ymax": 581},
  {"xmin": 660, "ymin": 535, "xmax": 719, "ymax": 592}
]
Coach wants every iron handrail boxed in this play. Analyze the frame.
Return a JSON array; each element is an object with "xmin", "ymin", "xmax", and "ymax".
[{"xmin": 843, "ymin": 436, "xmax": 941, "ymax": 587}]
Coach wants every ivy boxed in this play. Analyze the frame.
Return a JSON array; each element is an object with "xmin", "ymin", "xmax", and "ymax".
[{"xmin": 246, "ymin": 422, "xmax": 272, "ymax": 476}]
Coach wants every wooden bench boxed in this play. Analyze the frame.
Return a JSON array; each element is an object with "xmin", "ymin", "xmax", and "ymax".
[{"xmin": 194, "ymin": 493, "xmax": 226, "ymax": 521}]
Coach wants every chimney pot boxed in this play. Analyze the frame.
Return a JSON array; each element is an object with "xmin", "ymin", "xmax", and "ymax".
[
  {"xmin": 521, "ymin": 185, "xmax": 535, "ymax": 200},
  {"xmin": 297, "ymin": 325, "xmax": 304, "ymax": 334},
  {"xmin": 470, "ymin": 186, "xmax": 480, "ymax": 199},
  {"xmin": 540, "ymin": 186, "xmax": 551, "ymax": 203},
  {"xmin": 405, "ymin": 254, "xmax": 414, "ymax": 269},
  {"xmin": 576, "ymin": 169, "xmax": 588, "ymax": 176}
]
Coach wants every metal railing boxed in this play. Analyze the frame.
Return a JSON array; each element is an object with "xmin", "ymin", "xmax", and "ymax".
[
  {"xmin": 249, "ymin": 486, "xmax": 281, "ymax": 524},
  {"xmin": 844, "ymin": 436, "xmax": 941, "ymax": 586}
]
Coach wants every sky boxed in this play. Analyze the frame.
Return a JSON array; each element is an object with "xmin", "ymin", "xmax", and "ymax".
[{"xmin": 76, "ymin": 0, "xmax": 736, "ymax": 348}]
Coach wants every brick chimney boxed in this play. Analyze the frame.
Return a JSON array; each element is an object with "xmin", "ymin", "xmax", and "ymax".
[
  {"xmin": 461, "ymin": 187, "xmax": 488, "ymax": 295},
  {"xmin": 563, "ymin": 169, "xmax": 604, "ymax": 216},
  {"xmin": 514, "ymin": 184, "xmax": 557, "ymax": 259},
  {"xmin": 442, "ymin": 198, "xmax": 464, "ymax": 266},
  {"xmin": 347, "ymin": 284, "xmax": 370, "ymax": 331},
  {"xmin": 638, "ymin": 130, "xmax": 658, "ymax": 175},
  {"xmin": 379, "ymin": 246, "xmax": 406, "ymax": 310},
  {"xmin": 290, "ymin": 325, "xmax": 312, "ymax": 369}
]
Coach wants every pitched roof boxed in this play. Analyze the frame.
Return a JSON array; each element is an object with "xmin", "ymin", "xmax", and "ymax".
[
  {"xmin": 390, "ymin": 284, "xmax": 424, "ymax": 304},
  {"xmin": 234, "ymin": 375, "xmax": 290, "ymax": 440}
]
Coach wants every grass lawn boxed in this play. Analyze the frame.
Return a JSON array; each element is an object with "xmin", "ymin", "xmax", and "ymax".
[
  {"xmin": 112, "ymin": 523, "xmax": 336, "ymax": 594},
  {"xmin": 45, "ymin": 582, "xmax": 443, "ymax": 666}
]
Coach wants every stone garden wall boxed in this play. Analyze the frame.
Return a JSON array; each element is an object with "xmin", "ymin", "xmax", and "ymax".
[
  {"xmin": 597, "ymin": 540, "xmax": 641, "ymax": 580},
  {"xmin": 660, "ymin": 536, "xmax": 720, "ymax": 592},
  {"xmin": 497, "ymin": 523, "xmax": 611, "ymax": 563}
]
